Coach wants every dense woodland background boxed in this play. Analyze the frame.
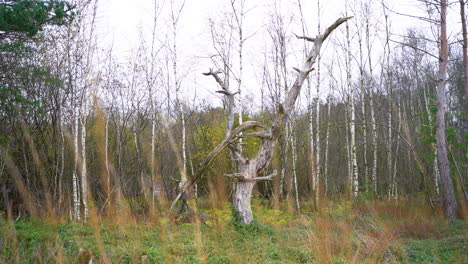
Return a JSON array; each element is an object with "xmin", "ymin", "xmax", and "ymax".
[{"xmin": 0, "ymin": 0, "xmax": 467, "ymax": 222}]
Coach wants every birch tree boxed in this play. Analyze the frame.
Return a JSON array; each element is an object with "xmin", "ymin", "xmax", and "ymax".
[
  {"xmin": 169, "ymin": 0, "xmax": 188, "ymax": 192},
  {"xmin": 345, "ymin": 0, "xmax": 358, "ymax": 198}
]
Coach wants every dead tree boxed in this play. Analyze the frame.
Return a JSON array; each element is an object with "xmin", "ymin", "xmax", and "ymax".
[{"xmin": 170, "ymin": 17, "xmax": 351, "ymax": 224}]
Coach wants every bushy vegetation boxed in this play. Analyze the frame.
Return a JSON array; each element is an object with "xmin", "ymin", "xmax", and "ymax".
[{"xmin": 1, "ymin": 200, "xmax": 466, "ymax": 263}]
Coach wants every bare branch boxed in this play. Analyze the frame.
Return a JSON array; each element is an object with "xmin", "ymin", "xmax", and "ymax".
[
  {"xmin": 294, "ymin": 33, "xmax": 316, "ymax": 42},
  {"xmin": 238, "ymin": 130, "xmax": 272, "ymax": 139},
  {"xmin": 253, "ymin": 170, "xmax": 277, "ymax": 181},
  {"xmin": 224, "ymin": 173, "xmax": 244, "ymax": 178},
  {"xmin": 389, "ymin": 39, "xmax": 439, "ymax": 59}
]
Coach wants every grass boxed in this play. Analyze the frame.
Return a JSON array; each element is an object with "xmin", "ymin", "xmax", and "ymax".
[{"xmin": 0, "ymin": 199, "xmax": 466, "ymax": 263}]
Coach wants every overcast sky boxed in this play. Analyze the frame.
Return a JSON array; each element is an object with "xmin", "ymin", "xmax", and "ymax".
[{"xmin": 92, "ymin": 0, "xmax": 462, "ymax": 111}]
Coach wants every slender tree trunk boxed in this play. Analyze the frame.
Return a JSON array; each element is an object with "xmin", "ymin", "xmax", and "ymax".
[
  {"xmin": 387, "ymin": 99, "xmax": 393, "ymax": 199},
  {"xmin": 171, "ymin": 0, "xmax": 188, "ymax": 190},
  {"xmin": 151, "ymin": 112, "xmax": 156, "ymax": 201},
  {"xmin": 357, "ymin": 13, "xmax": 368, "ymax": 186},
  {"xmin": 81, "ymin": 107, "xmax": 88, "ymax": 220},
  {"xmin": 345, "ymin": 104, "xmax": 352, "ymax": 195},
  {"xmin": 2, "ymin": 182, "xmax": 8, "ymax": 219},
  {"xmin": 297, "ymin": 0, "xmax": 316, "ymax": 205},
  {"xmin": 362, "ymin": 94, "xmax": 368, "ymax": 184},
  {"xmin": 59, "ymin": 112, "xmax": 65, "ymax": 209},
  {"xmin": 238, "ymin": 27, "xmax": 243, "ymax": 153},
  {"xmin": 73, "ymin": 100, "xmax": 81, "ymax": 221},
  {"xmin": 346, "ymin": 1, "xmax": 358, "ymax": 197},
  {"xmin": 324, "ymin": 98, "xmax": 331, "ymax": 195},
  {"xmin": 350, "ymin": 97, "xmax": 358, "ymax": 198},
  {"xmin": 134, "ymin": 130, "xmax": 143, "ymax": 195},
  {"xmin": 290, "ymin": 126, "xmax": 300, "ymax": 211},
  {"xmin": 424, "ymin": 86, "xmax": 440, "ymax": 195},
  {"xmin": 314, "ymin": 0, "xmax": 321, "ymax": 204},
  {"xmin": 384, "ymin": 7, "xmax": 392, "ymax": 199},
  {"xmin": 105, "ymin": 116, "xmax": 111, "ymax": 210},
  {"xmin": 230, "ymin": 0, "xmax": 245, "ymax": 152},
  {"xmin": 180, "ymin": 108, "xmax": 187, "ymax": 185},
  {"xmin": 437, "ymin": 0, "xmax": 457, "ymax": 220},
  {"xmin": 391, "ymin": 96, "xmax": 402, "ymax": 200},
  {"xmin": 460, "ymin": 0, "xmax": 468, "ymax": 114},
  {"xmin": 370, "ymin": 93, "xmax": 378, "ymax": 194},
  {"xmin": 365, "ymin": 6, "xmax": 378, "ymax": 195},
  {"xmin": 359, "ymin": 68, "xmax": 367, "ymax": 188},
  {"xmin": 188, "ymin": 148, "xmax": 196, "ymax": 199}
]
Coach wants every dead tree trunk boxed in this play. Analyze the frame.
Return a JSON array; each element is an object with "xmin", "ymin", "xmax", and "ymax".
[{"xmin": 170, "ymin": 17, "xmax": 351, "ymax": 224}]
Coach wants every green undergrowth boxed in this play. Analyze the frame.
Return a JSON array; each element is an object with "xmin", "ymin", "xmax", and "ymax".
[{"xmin": 0, "ymin": 200, "xmax": 466, "ymax": 263}]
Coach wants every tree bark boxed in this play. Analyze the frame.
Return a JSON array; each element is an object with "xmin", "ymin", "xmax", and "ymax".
[
  {"xmin": 233, "ymin": 161, "xmax": 257, "ymax": 224},
  {"xmin": 365, "ymin": 5, "xmax": 378, "ymax": 195},
  {"xmin": 81, "ymin": 108, "xmax": 88, "ymax": 220},
  {"xmin": 345, "ymin": 1, "xmax": 358, "ymax": 197},
  {"xmin": 324, "ymin": 97, "xmax": 331, "ymax": 194},
  {"xmin": 314, "ymin": 0, "xmax": 321, "ymax": 204},
  {"xmin": 291, "ymin": 127, "xmax": 300, "ymax": 211},
  {"xmin": 437, "ymin": 0, "xmax": 457, "ymax": 220},
  {"xmin": 460, "ymin": 0, "xmax": 468, "ymax": 114},
  {"xmin": 423, "ymin": 85, "xmax": 440, "ymax": 195},
  {"xmin": 73, "ymin": 103, "xmax": 81, "ymax": 221}
]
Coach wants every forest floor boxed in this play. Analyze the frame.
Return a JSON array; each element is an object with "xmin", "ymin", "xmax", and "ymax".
[{"xmin": 0, "ymin": 199, "xmax": 466, "ymax": 263}]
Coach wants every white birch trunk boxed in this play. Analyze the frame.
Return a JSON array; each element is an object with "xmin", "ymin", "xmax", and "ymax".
[
  {"xmin": 387, "ymin": 102, "xmax": 393, "ymax": 199},
  {"xmin": 151, "ymin": 113, "xmax": 156, "ymax": 201},
  {"xmin": 324, "ymin": 99, "xmax": 331, "ymax": 194},
  {"xmin": 171, "ymin": 0, "xmax": 187, "ymax": 189},
  {"xmin": 423, "ymin": 87, "xmax": 440, "ymax": 195},
  {"xmin": 59, "ymin": 112, "xmax": 65, "ymax": 207},
  {"xmin": 346, "ymin": 2, "xmax": 358, "ymax": 197},
  {"xmin": 345, "ymin": 105, "xmax": 352, "ymax": 195},
  {"xmin": 180, "ymin": 107, "xmax": 187, "ymax": 186},
  {"xmin": 350, "ymin": 96, "xmax": 358, "ymax": 198},
  {"xmin": 357, "ymin": 9, "xmax": 368, "ymax": 187},
  {"xmin": 370, "ymin": 93, "xmax": 378, "ymax": 194},
  {"xmin": 105, "ymin": 116, "xmax": 110, "ymax": 204},
  {"xmin": 365, "ymin": 7, "xmax": 378, "ymax": 195},
  {"xmin": 362, "ymin": 94, "xmax": 368, "ymax": 182},
  {"xmin": 291, "ymin": 126, "xmax": 300, "ymax": 211},
  {"xmin": 73, "ymin": 102, "xmax": 81, "ymax": 221},
  {"xmin": 384, "ymin": 8, "xmax": 392, "ymax": 199},
  {"xmin": 81, "ymin": 106, "xmax": 88, "ymax": 220},
  {"xmin": 314, "ymin": 0, "xmax": 321, "ymax": 203},
  {"xmin": 231, "ymin": 0, "xmax": 245, "ymax": 152}
]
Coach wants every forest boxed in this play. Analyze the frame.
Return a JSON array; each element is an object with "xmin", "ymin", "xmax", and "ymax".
[{"xmin": 0, "ymin": 0, "xmax": 467, "ymax": 263}]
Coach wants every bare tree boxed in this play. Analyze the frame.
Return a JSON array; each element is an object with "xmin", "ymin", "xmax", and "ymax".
[{"xmin": 170, "ymin": 17, "xmax": 351, "ymax": 224}]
